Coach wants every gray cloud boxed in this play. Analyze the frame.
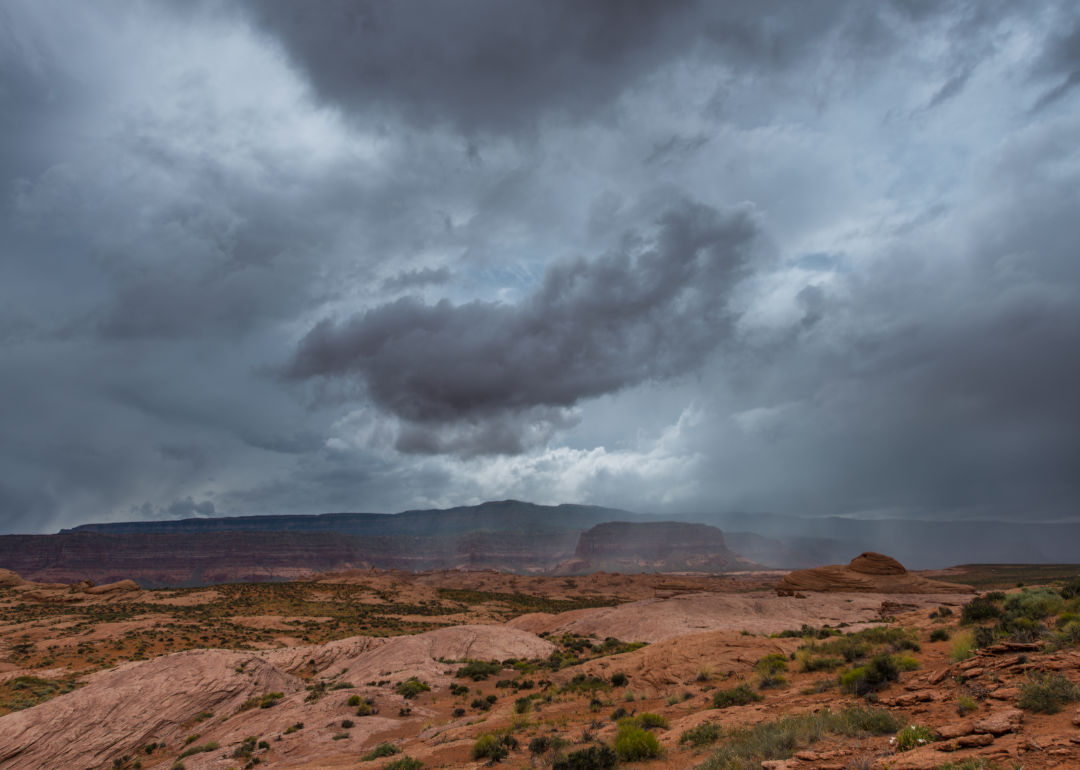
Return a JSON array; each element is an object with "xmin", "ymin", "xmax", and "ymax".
[
  {"xmin": 382, "ymin": 266, "xmax": 453, "ymax": 292},
  {"xmin": 281, "ymin": 200, "xmax": 760, "ymax": 453}
]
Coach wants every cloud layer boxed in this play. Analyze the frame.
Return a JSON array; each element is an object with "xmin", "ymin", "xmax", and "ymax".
[{"xmin": 1, "ymin": 1, "xmax": 1079, "ymax": 532}]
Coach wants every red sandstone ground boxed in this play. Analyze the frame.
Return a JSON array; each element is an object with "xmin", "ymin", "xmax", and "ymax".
[{"xmin": 1, "ymin": 562, "xmax": 1079, "ymax": 770}]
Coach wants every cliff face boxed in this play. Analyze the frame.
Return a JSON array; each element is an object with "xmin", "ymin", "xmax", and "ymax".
[
  {"xmin": 0, "ymin": 530, "xmax": 583, "ymax": 586},
  {"xmin": 552, "ymin": 521, "xmax": 760, "ymax": 575}
]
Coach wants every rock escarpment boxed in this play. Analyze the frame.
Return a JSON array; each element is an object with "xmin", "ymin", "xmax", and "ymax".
[
  {"xmin": 775, "ymin": 552, "xmax": 974, "ymax": 594},
  {"xmin": 551, "ymin": 521, "xmax": 762, "ymax": 575}
]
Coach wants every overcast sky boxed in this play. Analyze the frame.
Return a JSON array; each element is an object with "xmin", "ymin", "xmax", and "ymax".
[{"xmin": 2, "ymin": 0, "xmax": 1080, "ymax": 534}]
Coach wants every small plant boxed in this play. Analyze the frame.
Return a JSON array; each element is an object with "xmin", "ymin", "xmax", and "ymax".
[
  {"xmin": 839, "ymin": 654, "xmax": 901, "ymax": 696},
  {"xmin": 332, "ymin": 730, "xmax": 350, "ymax": 740},
  {"xmin": 949, "ymin": 630, "xmax": 976, "ymax": 662},
  {"xmin": 513, "ymin": 696, "xmax": 531, "ymax": 715},
  {"xmin": 355, "ymin": 700, "xmax": 373, "ymax": 716},
  {"xmin": 360, "ymin": 742, "xmax": 401, "ymax": 760},
  {"xmin": 341, "ymin": 719, "xmax": 354, "ymax": 728},
  {"xmin": 396, "ymin": 678, "xmax": 431, "ymax": 699},
  {"xmin": 610, "ymin": 672, "xmax": 628, "ymax": 687},
  {"xmin": 678, "ymin": 721, "xmax": 722, "ymax": 746},
  {"xmin": 614, "ymin": 721, "xmax": 661, "ymax": 761},
  {"xmin": 471, "ymin": 733, "xmax": 517, "ymax": 762},
  {"xmin": 1017, "ymin": 671, "xmax": 1080, "ymax": 714},
  {"xmin": 384, "ymin": 757, "xmax": 423, "ymax": 770},
  {"xmin": 347, "ymin": 694, "xmax": 361, "ymax": 706},
  {"xmin": 637, "ymin": 712, "xmax": 669, "ymax": 729},
  {"xmin": 609, "ymin": 706, "xmax": 629, "ymax": 721},
  {"xmin": 956, "ymin": 695, "xmax": 978, "ymax": 714},
  {"xmin": 283, "ymin": 722, "xmax": 303, "ymax": 734},
  {"xmin": 178, "ymin": 741, "xmax": 219, "ymax": 759},
  {"xmin": 930, "ymin": 628, "xmax": 951, "ymax": 642},
  {"xmin": 696, "ymin": 666, "xmax": 713, "ymax": 682},
  {"xmin": 456, "ymin": 660, "xmax": 503, "ymax": 681},
  {"xmin": 621, "ymin": 690, "xmax": 635, "ymax": 702},
  {"xmin": 711, "ymin": 683, "xmax": 763, "ymax": 709},
  {"xmin": 449, "ymin": 683, "xmax": 470, "ymax": 696},
  {"xmin": 960, "ymin": 597, "xmax": 1002, "ymax": 625},
  {"xmin": 551, "ymin": 745, "xmax": 617, "ymax": 770},
  {"xmin": 892, "ymin": 724, "xmax": 936, "ymax": 751}
]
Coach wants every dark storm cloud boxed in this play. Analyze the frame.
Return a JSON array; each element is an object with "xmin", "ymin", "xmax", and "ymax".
[
  {"xmin": 281, "ymin": 200, "xmax": 761, "ymax": 453},
  {"xmin": 235, "ymin": 0, "xmax": 974, "ymax": 135}
]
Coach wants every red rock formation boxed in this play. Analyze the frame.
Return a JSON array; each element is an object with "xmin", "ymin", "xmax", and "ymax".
[{"xmin": 775, "ymin": 552, "xmax": 974, "ymax": 594}]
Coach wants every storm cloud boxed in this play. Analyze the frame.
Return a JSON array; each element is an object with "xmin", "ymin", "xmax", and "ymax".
[
  {"xmin": 1, "ymin": 1, "xmax": 1080, "ymax": 533},
  {"xmin": 282, "ymin": 201, "xmax": 759, "ymax": 453}
]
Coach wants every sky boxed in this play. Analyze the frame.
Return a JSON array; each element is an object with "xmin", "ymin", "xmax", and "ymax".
[{"xmin": 2, "ymin": 0, "xmax": 1080, "ymax": 535}]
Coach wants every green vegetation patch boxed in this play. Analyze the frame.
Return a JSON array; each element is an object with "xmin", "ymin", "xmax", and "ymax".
[
  {"xmin": 711, "ymin": 683, "xmax": 763, "ymax": 709},
  {"xmin": 1017, "ymin": 672, "xmax": 1080, "ymax": 714},
  {"xmin": 698, "ymin": 707, "xmax": 899, "ymax": 770},
  {"xmin": 0, "ymin": 676, "xmax": 83, "ymax": 714}
]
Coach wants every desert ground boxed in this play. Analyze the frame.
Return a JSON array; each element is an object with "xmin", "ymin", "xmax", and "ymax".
[{"xmin": 1, "ymin": 559, "xmax": 1079, "ymax": 770}]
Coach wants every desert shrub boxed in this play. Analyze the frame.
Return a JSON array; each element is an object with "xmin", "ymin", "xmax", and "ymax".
[
  {"xmin": 471, "ymin": 697, "xmax": 490, "ymax": 711},
  {"xmin": 894, "ymin": 655, "xmax": 920, "ymax": 672},
  {"xmin": 679, "ymin": 721, "xmax": 722, "ymax": 746},
  {"xmin": 961, "ymin": 597, "xmax": 1002, "ymax": 625},
  {"xmin": 332, "ymin": 730, "xmax": 350, "ymax": 740},
  {"xmin": 170, "ymin": 762, "xmax": 184, "ymax": 770},
  {"xmin": 696, "ymin": 665, "xmax": 713, "ymax": 682},
  {"xmin": 1057, "ymin": 612, "xmax": 1080, "ymax": 628},
  {"xmin": 622, "ymin": 690, "xmax": 635, "ymax": 702},
  {"xmin": 697, "ymin": 707, "xmax": 897, "ymax": 770},
  {"xmin": 384, "ymin": 758, "xmax": 423, "ymax": 770},
  {"xmin": 930, "ymin": 628, "xmax": 951, "ymax": 642},
  {"xmin": 528, "ymin": 735, "xmax": 551, "ymax": 754},
  {"xmin": 341, "ymin": 719, "xmax": 354, "ymax": 728},
  {"xmin": 614, "ymin": 721, "xmax": 661, "ymax": 761},
  {"xmin": 449, "ymin": 683, "xmax": 470, "ymax": 696},
  {"xmin": 355, "ymin": 700, "xmax": 373, "ymax": 716},
  {"xmin": 396, "ymin": 678, "xmax": 431, "ymax": 699},
  {"xmin": 930, "ymin": 606, "xmax": 954, "ymax": 618},
  {"xmin": 513, "ymin": 696, "xmax": 531, "ymax": 714},
  {"xmin": 950, "ymin": 630, "xmax": 976, "ymax": 662},
  {"xmin": 328, "ymin": 681, "xmax": 353, "ymax": 690},
  {"xmin": 956, "ymin": 695, "xmax": 978, "ymax": 714},
  {"xmin": 178, "ymin": 741, "xmax": 219, "ymax": 759},
  {"xmin": 893, "ymin": 724, "xmax": 936, "ymax": 751},
  {"xmin": 839, "ymin": 655, "xmax": 900, "ymax": 696},
  {"xmin": 456, "ymin": 660, "xmax": 502, "ymax": 681},
  {"xmin": 637, "ymin": 712, "xmax": 669, "ymax": 729},
  {"xmin": 1051, "ymin": 619, "xmax": 1080, "ymax": 649},
  {"xmin": 890, "ymin": 637, "xmax": 921, "ymax": 653},
  {"xmin": 347, "ymin": 694, "xmax": 361, "ymax": 707},
  {"xmin": 796, "ymin": 651, "xmax": 842, "ymax": 672},
  {"xmin": 711, "ymin": 683, "xmax": 763, "ymax": 709},
  {"xmin": 471, "ymin": 733, "xmax": 517, "ymax": 762},
  {"xmin": 1005, "ymin": 588, "xmax": 1064, "ymax": 620},
  {"xmin": 1059, "ymin": 576, "xmax": 1080, "ymax": 600},
  {"xmin": 551, "ymin": 744, "xmax": 618, "ymax": 770},
  {"xmin": 283, "ymin": 722, "xmax": 303, "ymax": 734},
  {"xmin": 361, "ymin": 742, "xmax": 402, "ymax": 761},
  {"xmin": 610, "ymin": 672, "xmax": 628, "ymax": 687},
  {"xmin": 756, "ymin": 653, "xmax": 789, "ymax": 688},
  {"xmin": 998, "ymin": 616, "xmax": 1044, "ymax": 643},
  {"xmin": 1017, "ymin": 672, "xmax": 1080, "ymax": 714},
  {"xmin": 609, "ymin": 707, "xmax": 629, "ymax": 721}
]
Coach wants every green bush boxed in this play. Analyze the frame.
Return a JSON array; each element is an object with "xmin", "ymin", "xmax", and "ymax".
[
  {"xmin": 956, "ymin": 695, "xmax": 978, "ymax": 714},
  {"xmin": 755, "ymin": 653, "xmax": 789, "ymax": 689},
  {"xmin": 384, "ymin": 758, "xmax": 423, "ymax": 770},
  {"xmin": 610, "ymin": 672, "xmax": 628, "ymax": 687},
  {"xmin": 1059, "ymin": 577, "xmax": 1080, "ymax": 600},
  {"xmin": 697, "ymin": 707, "xmax": 897, "ymax": 770},
  {"xmin": 396, "ymin": 678, "xmax": 431, "ymax": 699},
  {"xmin": 949, "ymin": 630, "xmax": 976, "ymax": 662},
  {"xmin": 347, "ymin": 694, "xmax": 361, "ymax": 707},
  {"xmin": 614, "ymin": 722, "xmax": 661, "ymax": 761},
  {"xmin": 360, "ymin": 742, "xmax": 401, "ymax": 760},
  {"xmin": 893, "ymin": 724, "xmax": 936, "ymax": 751},
  {"xmin": 637, "ymin": 712, "xmax": 669, "ymax": 729},
  {"xmin": 1017, "ymin": 672, "xmax": 1080, "ymax": 714},
  {"xmin": 456, "ymin": 660, "xmax": 503, "ymax": 681},
  {"xmin": 839, "ymin": 655, "xmax": 900, "ymax": 696},
  {"xmin": 711, "ymin": 683, "xmax": 764, "ymax": 709},
  {"xmin": 1005, "ymin": 588, "xmax": 1065, "ymax": 620},
  {"xmin": 178, "ymin": 741, "xmax": 219, "ymax": 759},
  {"xmin": 679, "ymin": 721, "xmax": 722, "ymax": 746},
  {"xmin": 513, "ymin": 696, "xmax": 531, "ymax": 714},
  {"xmin": 471, "ymin": 733, "xmax": 518, "ymax": 762},
  {"xmin": 551, "ymin": 745, "xmax": 618, "ymax": 770},
  {"xmin": 961, "ymin": 597, "xmax": 1002, "ymax": 625},
  {"xmin": 929, "ymin": 628, "xmax": 951, "ymax": 642}
]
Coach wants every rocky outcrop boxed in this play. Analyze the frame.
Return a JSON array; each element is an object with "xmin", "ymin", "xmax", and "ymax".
[
  {"xmin": 0, "ymin": 649, "xmax": 303, "ymax": 770},
  {"xmin": 551, "ymin": 522, "xmax": 761, "ymax": 575},
  {"xmin": 775, "ymin": 552, "xmax": 975, "ymax": 594}
]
